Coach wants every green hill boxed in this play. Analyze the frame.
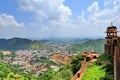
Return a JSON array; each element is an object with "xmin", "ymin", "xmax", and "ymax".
[
  {"xmin": 29, "ymin": 40, "xmax": 48, "ymax": 50},
  {"xmin": 68, "ymin": 38, "xmax": 105, "ymax": 53},
  {"xmin": 0, "ymin": 37, "xmax": 47, "ymax": 50}
]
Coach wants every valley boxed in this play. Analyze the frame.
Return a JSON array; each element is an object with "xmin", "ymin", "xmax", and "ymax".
[{"xmin": 0, "ymin": 37, "xmax": 106, "ymax": 79}]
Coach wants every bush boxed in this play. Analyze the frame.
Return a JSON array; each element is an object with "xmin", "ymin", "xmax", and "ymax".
[
  {"xmin": 71, "ymin": 54, "xmax": 84, "ymax": 74},
  {"xmin": 97, "ymin": 54, "xmax": 114, "ymax": 80},
  {"xmin": 0, "ymin": 71, "xmax": 5, "ymax": 77},
  {"xmin": 96, "ymin": 54, "xmax": 113, "ymax": 65}
]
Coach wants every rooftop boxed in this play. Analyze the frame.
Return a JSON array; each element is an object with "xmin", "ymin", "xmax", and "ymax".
[{"xmin": 105, "ymin": 23, "xmax": 118, "ymax": 33}]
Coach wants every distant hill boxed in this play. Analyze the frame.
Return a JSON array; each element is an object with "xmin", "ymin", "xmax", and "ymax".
[
  {"xmin": 0, "ymin": 37, "xmax": 47, "ymax": 50},
  {"xmin": 0, "ymin": 37, "xmax": 105, "ymax": 53},
  {"xmin": 68, "ymin": 38, "xmax": 105, "ymax": 53},
  {"xmin": 29, "ymin": 40, "xmax": 48, "ymax": 50},
  {"xmin": 42, "ymin": 38, "xmax": 91, "ymax": 45}
]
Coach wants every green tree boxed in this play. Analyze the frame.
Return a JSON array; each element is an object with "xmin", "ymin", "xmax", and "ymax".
[{"xmin": 71, "ymin": 54, "xmax": 84, "ymax": 74}]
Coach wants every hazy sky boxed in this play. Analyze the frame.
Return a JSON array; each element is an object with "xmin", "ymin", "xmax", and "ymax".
[{"xmin": 0, "ymin": 0, "xmax": 120, "ymax": 39}]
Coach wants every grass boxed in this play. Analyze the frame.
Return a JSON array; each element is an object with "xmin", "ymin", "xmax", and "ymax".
[{"xmin": 81, "ymin": 64, "xmax": 105, "ymax": 80}]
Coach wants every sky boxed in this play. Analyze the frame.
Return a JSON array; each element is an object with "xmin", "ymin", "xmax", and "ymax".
[{"xmin": 0, "ymin": 0, "xmax": 120, "ymax": 39}]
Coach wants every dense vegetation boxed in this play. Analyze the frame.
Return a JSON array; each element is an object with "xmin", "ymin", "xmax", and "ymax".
[
  {"xmin": 38, "ymin": 54, "xmax": 84, "ymax": 80},
  {"xmin": 81, "ymin": 54, "xmax": 114, "ymax": 80},
  {"xmin": 0, "ymin": 53, "xmax": 114, "ymax": 80},
  {"xmin": 68, "ymin": 39, "xmax": 105, "ymax": 53},
  {"xmin": 96, "ymin": 54, "xmax": 114, "ymax": 80},
  {"xmin": 29, "ymin": 41, "xmax": 48, "ymax": 50},
  {"xmin": 71, "ymin": 54, "xmax": 84, "ymax": 74},
  {"xmin": 39, "ymin": 64, "xmax": 73, "ymax": 80},
  {"xmin": 81, "ymin": 64, "xmax": 105, "ymax": 80},
  {"xmin": 0, "ymin": 54, "xmax": 57, "ymax": 80},
  {"xmin": 38, "ymin": 69, "xmax": 57, "ymax": 80},
  {"xmin": 51, "ymin": 64, "xmax": 73, "ymax": 80},
  {"xmin": 0, "ymin": 62, "xmax": 36, "ymax": 80},
  {"xmin": 38, "ymin": 54, "xmax": 114, "ymax": 80}
]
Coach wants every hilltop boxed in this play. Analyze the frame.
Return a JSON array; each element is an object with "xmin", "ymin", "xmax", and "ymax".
[
  {"xmin": 68, "ymin": 38, "xmax": 105, "ymax": 53},
  {"xmin": 0, "ymin": 37, "xmax": 47, "ymax": 50}
]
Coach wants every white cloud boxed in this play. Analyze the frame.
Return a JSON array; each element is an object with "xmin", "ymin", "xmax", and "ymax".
[
  {"xmin": 18, "ymin": 0, "xmax": 72, "ymax": 22},
  {"xmin": 87, "ymin": 1, "xmax": 99, "ymax": 13},
  {"xmin": 113, "ymin": 0, "xmax": 120, "ymax": 7},
  {"xmin": 0, "ymin": 13, "xmax": 26, "ymax": 38},
  {"xmin": 75, "ymin": 0, "xmax": 120, "ymax": 38},
  {"xmin": 104, "ymin": 0, "xmax": 113, "ymax": 6},
  {"xmin": 21, "ymin": 0, "xmax": 120, "ymax": 38},
  {"xmin": 16, "ymin": 0, "xmax": 75, "ymax": 38},
  {"xmin": 90, "ymin": 1, "xmax": 120, "ymax": 24},
  {"xmin": 0, "ymin": 13, "xmax": 24, "ymax": 28},
  {"xmin": 6, "ymin": 0, "xmax": 119, "ymax": 39}
]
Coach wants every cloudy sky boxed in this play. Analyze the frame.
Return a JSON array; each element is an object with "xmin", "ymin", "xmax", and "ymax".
[{"xmin": 0, "ymin": 0, "xmax": 120, "ymax": 39}]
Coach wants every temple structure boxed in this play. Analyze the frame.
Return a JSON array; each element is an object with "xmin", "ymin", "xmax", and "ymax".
[{"xmin": 104, "ymin": 24, "xmax": 120, "ymax": 80}]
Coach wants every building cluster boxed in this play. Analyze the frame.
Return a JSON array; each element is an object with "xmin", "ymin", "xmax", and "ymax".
[
  {"xmin": 82, "ymin": 52, "xmax": 101, "ymax": 61},
  {"xmin": 0, "ymin": 44, "xmax": 72, "ymax": 77},
  {"xmin": 50, "ymin": 53, "xmax": 76, "ymax": 65}
]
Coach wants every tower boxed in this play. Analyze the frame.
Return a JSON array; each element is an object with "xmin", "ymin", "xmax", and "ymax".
[
  {"xmin": 104, "ymin": 23, "xmax": 118, "ymax": 55},
  {"xmin": 104, "ymin": 23, "xmax": 120, "ymax": 80}
]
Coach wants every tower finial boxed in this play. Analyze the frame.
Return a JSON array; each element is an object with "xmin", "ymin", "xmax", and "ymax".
[{"xmin": 111, "ymin": 22, "xmax": 113, "ymax": 25}]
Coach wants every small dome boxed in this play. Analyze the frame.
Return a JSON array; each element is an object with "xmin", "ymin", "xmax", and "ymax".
[{"xmin": 106, "ymin": 24, "xmax": 118, "ymax": 33}]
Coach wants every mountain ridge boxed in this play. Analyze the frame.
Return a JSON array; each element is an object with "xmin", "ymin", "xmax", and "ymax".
[
  {"xmin": 68, "ymin": 38, "xmax": 105, "ymax": 53},
  {"xmin": 0, "ymin": 37, "xmax": 47, "ymax": 50}
]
